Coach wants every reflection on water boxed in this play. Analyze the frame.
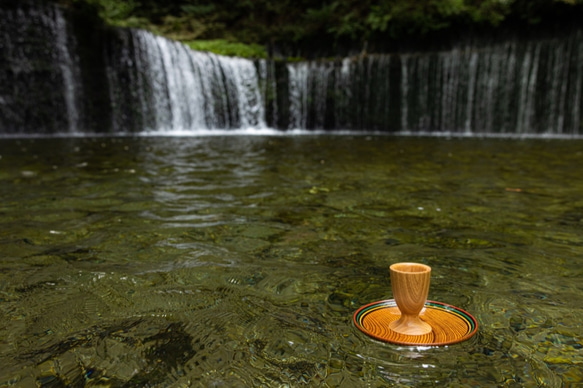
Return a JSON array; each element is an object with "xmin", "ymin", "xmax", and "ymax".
[{"xmin": 0, "ymin": 136, "xmax": 582, "ymax": 386}]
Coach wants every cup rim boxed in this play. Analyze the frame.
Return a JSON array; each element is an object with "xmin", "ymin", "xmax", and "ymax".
[{"xmin": 390, "ymin": 262, "xmax": 431, "ymax": 273}]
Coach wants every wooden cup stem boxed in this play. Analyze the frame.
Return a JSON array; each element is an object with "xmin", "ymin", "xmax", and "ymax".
[{"xmin": 389, "ymin": 262, "xmax": 432, "ymax": 336}]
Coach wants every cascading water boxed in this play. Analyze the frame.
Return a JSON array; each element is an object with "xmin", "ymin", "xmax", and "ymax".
[
  {"xmin": 53, "ymin": 6, "xmax": 81, "ymax": 133},
  {"xmin": 1, "ymin": 2, "xmax": 267, "ymax": 135},
  {"xmin": 285, "ymin": 32, "xmax": 583, "ymax": 134},
  {"xmin": 285, "ymin": 56, "xmax": 394, "ymax": 131},
  {"xmin": 105, "ymin": 29, "xmax": 266, "ymax": 133},
  {"xmin": 1, "ymin": 1, "xmax": 582, "ymax": 136},
  {"xmin": 287, "ymin": 62, "xmax": 309, "ymax": 129},
  {"xmin": 258, "ymin": 60, "xmax": 278, "ymax": 129}
]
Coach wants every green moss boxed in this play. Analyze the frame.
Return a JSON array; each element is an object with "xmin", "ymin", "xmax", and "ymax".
[
  {"xmin": 183, "ymin": 39, "xmax": 266, "ymax": 59},
  {"xmin": 284, "ymin": 56, "xmax": 306, "ymax": 63}
]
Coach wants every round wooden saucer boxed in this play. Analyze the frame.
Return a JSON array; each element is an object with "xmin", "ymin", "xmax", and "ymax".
[{"xmin": 353, "ymin": 299, "xmax": 478, "ymax": 346}]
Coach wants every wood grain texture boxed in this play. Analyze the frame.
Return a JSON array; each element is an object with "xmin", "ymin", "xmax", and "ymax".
[
  {"xmin": 354, "ymin": 300, "xmax": 478, "ymax": 346},
  {"xmin": 389, "ymin": 262, "xmax": 432, "ymax": 335}
]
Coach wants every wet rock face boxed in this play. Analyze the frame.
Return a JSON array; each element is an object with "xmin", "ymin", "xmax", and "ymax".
[
  {"xmin": 0, "ymin": 1, "xmax": 115, "ymax": 135},
  {"xmin": 0, "ymin": 2, "xmax": 76, "ymax": 134}
]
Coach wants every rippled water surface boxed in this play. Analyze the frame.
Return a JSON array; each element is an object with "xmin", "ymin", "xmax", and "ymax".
[{"xmin": 1, "ymin": 136, "xmax": 582, "ymax": 387}]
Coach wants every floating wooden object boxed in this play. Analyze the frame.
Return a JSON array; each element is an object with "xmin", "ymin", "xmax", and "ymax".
[
  {"xmin": 353, "ymin": 299, "xmax": 478, "ymax": 346},
  {"xmin": 389, "ymin": 263, "xmax": 432, "ymax": 335},
  {"xmin": 353, "ymin": 262, "xmax": 478, "ymax": 346}
]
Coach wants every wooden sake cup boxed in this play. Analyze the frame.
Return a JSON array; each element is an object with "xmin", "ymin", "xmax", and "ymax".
[{"xmin": 389, "ymin": 262, "xmax": 433, "ymax": 336}]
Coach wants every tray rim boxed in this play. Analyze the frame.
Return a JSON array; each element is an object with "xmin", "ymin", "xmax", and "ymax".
[{"xmin": 353, "ymin": 299, "xmax": 479, "ymax": 346}]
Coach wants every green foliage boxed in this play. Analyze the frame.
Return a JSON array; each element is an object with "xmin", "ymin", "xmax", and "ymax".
[
  {"xmin": 184, "ymin": 40, "xmax": 267, "ymax": 58},
  {"xmin": 60, "ymin": 0, "xmax": 583, "ymax": 57},
  {"xmin": 180, "ymin": 4, "xmax": 215, "ymax": 16},
  {"xmin": 150, "ymin": 15, "xmax": 209, "ymax": 41},
  {"xmin": 366, "ymin": 5, "xmax": 392, "ymax": 32},
  {"xmin": 465, "ymin": 0, "xmax": 512, "ymax": 25},
  {"xmin": 69, "ymin": 0, "xmax": 143, "ymax": 26},
  {"xmin": 98, "ymin": 0, "xmax": 139, "ymax": 22}
]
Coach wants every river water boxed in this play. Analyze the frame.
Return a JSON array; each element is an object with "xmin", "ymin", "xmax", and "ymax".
[{"xmin": 0, "ymin": 135, "xmax": 582, "ymax": 386}]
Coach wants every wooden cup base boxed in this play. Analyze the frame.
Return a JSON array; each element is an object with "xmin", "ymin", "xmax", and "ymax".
[{"xmin": 389, "ymin": 314, "xmax": 432, "ymax": 336}]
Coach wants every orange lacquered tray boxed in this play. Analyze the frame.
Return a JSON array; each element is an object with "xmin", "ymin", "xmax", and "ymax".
[{"xmin": 353, "ymin": 299, "xmax": 478, "ymax": 346}]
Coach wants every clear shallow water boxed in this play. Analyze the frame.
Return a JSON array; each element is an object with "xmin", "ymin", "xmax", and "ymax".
[{"xmin": 0, "ymin": 135, "xmax": 582, "ymax": 387}]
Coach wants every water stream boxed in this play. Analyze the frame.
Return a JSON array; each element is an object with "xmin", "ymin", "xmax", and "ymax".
[{"xmin": 1, "ymin": 135, "xmax": 582, "ymax": 386}]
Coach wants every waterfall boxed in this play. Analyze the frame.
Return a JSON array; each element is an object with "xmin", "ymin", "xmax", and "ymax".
[
  {"xmin": 105, "ymin": 29, "xmax": 266, "ymax": 133},
  {"xmin": 286, "ymin": 33, "xmax": 583, "ymax": 134},
  {"xmin": 1, "ymin": 1, "xmax": 582, "ymax": 136},
  {"xmin": 54, "ymin": 7, "xmax": 81, "ymax": 133},
  {"xmin": 286, "ymin": 55, "xmax": 394, "ymax": 131},
  {"xmin": 287, "ymin": 62, "xmax": 309, "ymax": 129},
  {"xmin": 1, "ymin": 2, "xmax": 267, "ymax": 135},
  {"xmin": 258, "ymin": 60, "xmax": 278, "ymax": 129}
]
